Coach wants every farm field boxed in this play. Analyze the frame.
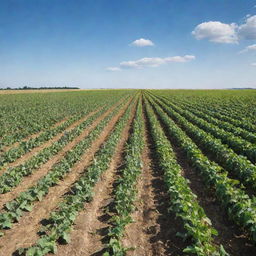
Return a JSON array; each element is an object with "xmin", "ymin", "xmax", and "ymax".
[{"xmin": 0, "ymin": 89, "xmax": 256, "ymax": 256}]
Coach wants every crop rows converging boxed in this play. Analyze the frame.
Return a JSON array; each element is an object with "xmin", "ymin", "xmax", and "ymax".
[{"xmin": 0, "ymin": 89, "xmax": 256, "ymax": 256}]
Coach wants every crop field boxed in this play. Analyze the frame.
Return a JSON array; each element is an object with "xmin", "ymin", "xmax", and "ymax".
[{"xmin": 0, "ymin": 89, "xmax": 256, "ymax": 256}]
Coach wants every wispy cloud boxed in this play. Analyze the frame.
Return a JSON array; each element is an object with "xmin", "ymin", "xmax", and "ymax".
[
  {"xmin": 107, "ymin": 55, "xmax": 195, "ymax": 70},
  {"xmin": 106, "ymin": 67, "xmax": 121, "ymax": 72},
  {"xmin": 251, "ymin": 62, "xmax": 256, "ymax": 66},
  {"xmin": 239, "ymin": 44, "xmax": 256, "ymax": 53},
  {"xmin": 130, "ymin": 38, "xmax": 154, "ymax": 47},
  {"xmin": 121, "ymin": 55, "xmax": 195, "ymax": 69},
  {"xmin": 192, "ymin": 15, "xmax": 256, "ymax": 43}
]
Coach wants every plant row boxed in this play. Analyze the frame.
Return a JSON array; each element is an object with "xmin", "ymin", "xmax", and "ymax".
[
  {"xmin": 0, "ymin": 94, "xmax": 72, "ymax": 149},
  {"xmin": 0, "ymin": 106, "xmax": 107, "ymax": 194},
  {"xmin": 153, "ymin": 95, "xmax": 256, "ymax": 164},
  {"xmin": 0, "ymin": 94, "xmax": 87, "ymax": 149},
  {"xmin": 198, "ymin": 101, "xmax": 256, "ymax": 129},
  {"xmin": 166, "ymin": 95, "xmax": 256, "ymax": 134},
  {"xmin": 0, "ymin": 109, "xmax": 94, "ymax": 168},
  {"xmin": 104, "ymin": 99, "xmax": 144, "ymax": 256},
  {"xmin": 0, "ymin": 97, "xmax": 133, "ymax": 235},
  {"xmin": 0, "ymin": 90, "xmax": 135, "ymax": 150},
  {"xmin": 150, "ymin": 95, "xmax": 256, "ymax": 190},
  {"xmin": 17, "ymin": 97, "xmax": 136, "ymax": 256},
  {"xmin": 147, "ymin": 95, "xmax": 256, "ymax": 244},
  {"xmin": 144, "ymin": 98, "xmax": 228, "ymax": 256},
  {"xmin": 158, "ymin": 95, "xmax": 256, "ymax": 144}
]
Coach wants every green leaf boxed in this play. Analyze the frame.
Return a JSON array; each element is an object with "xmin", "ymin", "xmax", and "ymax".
[
  {"xmin": 220, "ymin": 245, "xmax": 229, "ymax": 256},
  {"xmin": 61, "ymin": 232, "xmax": 70, "ymax": 244},
  {"xmin": 211, "ymin": 228, "xmax": 218, "ymax": 236},
  {"xmin": 183, "ymin": 245, "xmax": 197, "ymax": 253},
  {"xmin": 2, "ymin": 219, "xmax": 12, "ymax": 229}
]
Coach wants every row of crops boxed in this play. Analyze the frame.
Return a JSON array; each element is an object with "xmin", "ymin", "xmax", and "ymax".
[{"xmin": 0, "ymin": 89, "xmax": 256, "ymax": 255}]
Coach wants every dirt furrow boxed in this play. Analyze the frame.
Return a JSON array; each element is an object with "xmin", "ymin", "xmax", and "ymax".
[
  {"xmin": 0, "ymin": 98, "xmax": 133, "ymax": 256},
  {"xmin": 122, "ymin": 107, "xmax": 187, "ymax": 256},
  {"xmin": 54, "ymin": 102, "xmax": 136, "ymax": 256},
  {"xmin": 0, "ymin": 110, "xmax": 102, "ymax": 176},
  {"xmin": 167, "ymin": 135, "xmax": 256, "ymax": 256},
  {"xmin": 0, "ymin": 108, "xmax": 106, "ymax": 209},
  {"xmin": 153, "ymin": 104, "xmax": 256, "ymax": 256},
  {"xmin": 0, "ymin": 116, "xmax": 70, "ymax": 154},
  {"xmin": 122, "ymin": 132, "xmax": 153, "ymax": 255}
]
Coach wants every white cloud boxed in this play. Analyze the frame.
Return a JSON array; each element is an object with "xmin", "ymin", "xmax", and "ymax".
[
  {"xmin": 251, "ymin": 62, "xmax": 256, "ymax": 66},
  {"xmin": 120, "ymin": 58, "xmax": 165, "ymax": 68},
  {"xmin": 192, "ymin": 21, "xmax": 238, "ymax": 43},
  {"xmin": 238, "ymin": 15, "xmax": 256, "ymax": 40},
  {"xmin": 131, "ymin": 38, "xmax": 154, "ymax": 47},
  {"xmin": 245, "ymin": 44, "xmax": 256, "ymax": 50},
  {"xmin": 165, "ymin": 55, "xmax": 195, "ymax": 62},
  {"xmin": 192, "ymin": 15, "xmax": 256, "ymax": 44},
  {"xmin": 239, "ymin": 44, "xmax": 256, "ymax": 53},
  {"xmin": 106, "ymin": 67, "xmax": 121, "ymax": 72},
  {"xmin": 120, "ymin": 55, "xmax": 195, "ymax": 69}
]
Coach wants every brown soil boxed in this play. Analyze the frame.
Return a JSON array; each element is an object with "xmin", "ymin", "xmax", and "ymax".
[
  {"xmin": 54, "ymin": 99, "xmax": 137, "ymax": 256},
  {"xmin": 0, "ymin": 109, "xmax": 103, "ymax": 176},
  {"xmin": 153, "ymin": 102, "xmax": 256, "ymax": 256},
  {"xmin": 191, "ymin": 137, "xmax": 256, "ymax": 197},
  {"xmin": 0, "ymin": 94, "xmax": 255, "ymax": 256},
  {"xmin": 159, "ymin": 101, "xmax": 256, "ymax": 197},
  {"xmin": 121, "ymin": 105, "xmax": 188, "ymax": 256},
  {"xmin": 121, "ymin": 130, "xmax": 154, "ymax": 255},
  {"xmin": 0, "ymin": 108, "xmax": 105, "ymax": 209},
  {"xmin": 0, "ymin": 97, "xmax": 133, "ymax": 256}
]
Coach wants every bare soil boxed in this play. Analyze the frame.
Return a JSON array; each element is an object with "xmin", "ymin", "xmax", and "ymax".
[
  {"xmin": 0, "ymin": 109, "xmax": 102, "ymax": 175},
  {"xmin": 121, "ymin": 105, "xmax": 188, "ymax": 256},
  {"xmin": 0, "ymin": 95, "xmax": 255, "ymax": 256},
  {"xmin": 54, "ymin": 99, "xmax": 137, "ymax": 256},
  {"xmin": 153, "ymin": 102, "xmax": 256, "ymax": 256},
  {"xmin": 0, "ymin": 116, "xmax": 70, "ymax": 154},
  {"xmin": 0, "ymin": 108, "xmax": 103, "ymax": 209},
  {"xmin": 0, "ymin": 98, "xmax": 133, "ymax": 256}
]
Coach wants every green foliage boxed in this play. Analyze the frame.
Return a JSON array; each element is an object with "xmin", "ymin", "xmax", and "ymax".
[
  {"xmin": 157, "ymin": 95, "xmax": 256, "ymax": 163},
  {"xmin": 2, "ymin": 89, "xmax": 256, "ymax": 255},
  {"xmin": 0, "ymin": 107, "xmax": 106, "ymax": 193},
  {"xmin": 0, "ymin": 97, "xmax": 133, "ymax": 233},
  {"xmin": 147, "ymin": 94, "xmax": 256, "ymax": 245},
  {"xmin": 144, "ymin": 99, "xmax": 227, "ymax": 256},
  {"xmin": 105, "ymin": 100, "xmax": 145, "ymax": 255},
  {"xmin": 150, "ymin": 94, "xmax": 256, "ymax": 190},
  {"xmin": 0, "ymin": 90, "xmax": 135, "ymax": 149},
  {"xmin": 15, "ymin": 96, "xmax": 137, "ymax": 256}
]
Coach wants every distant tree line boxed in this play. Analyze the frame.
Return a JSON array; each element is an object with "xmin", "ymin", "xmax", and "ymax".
[{"xmin": 0, "ymin": 86, "xmax": 80, "ymax": 90}]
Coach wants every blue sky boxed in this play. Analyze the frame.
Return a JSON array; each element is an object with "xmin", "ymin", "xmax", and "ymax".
[{"xmin": 0, "ymin": 0, "xmax": 256, "ymax": 89}]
